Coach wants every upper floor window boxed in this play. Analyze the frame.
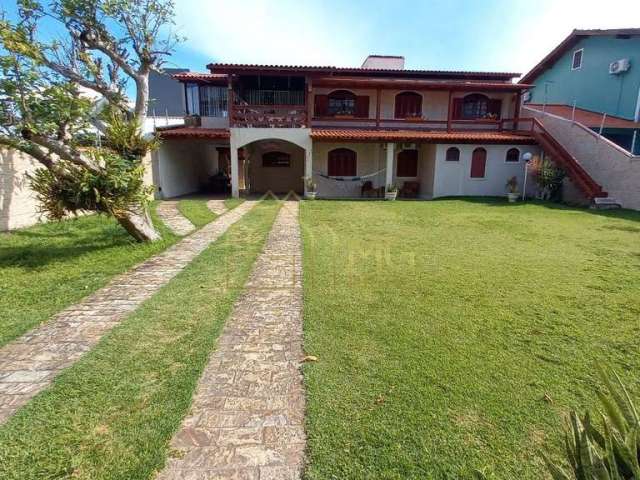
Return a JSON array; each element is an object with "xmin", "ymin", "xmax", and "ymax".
[
  {"xmin": 446, "ymin": 147, "xmax": 460, "ymax": 162},
  {"xmin": 328, "ymin": 90, "xmax": 357, "ymax": 116},
  {"xmin": 262, "ymin": 151, "xmax": 291, "ymax": 167},
  {"xmin": 455, "ymin": 94, "xmax": 502, "ymax": 120},
  {"xmin": 185, "ymin": 83, "xmax": 228, "ymax": 117},
  {"xmin": 314, "ymin": 91, "xmax": 370, "ymax": 118},
  {"xmin": 395, "ymin": 92, "xmax": 422, "ymax": 119},
  {"xmin": 505, "ymin": 148, "xmax": 520, "ymax": 162},
  {"xmin": 572, "ymin": 49, "xmax": 583, "ymax": 70},
  {"xmin": 328, "ymin": 148, "xmax": 357, "ymax": 176},
  {"xmin": 397, "ymin": 149, "xmax": 418, "ymax": 177}
]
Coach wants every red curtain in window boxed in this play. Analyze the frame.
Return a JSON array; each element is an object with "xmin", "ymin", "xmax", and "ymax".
[
  {"xmin": 397, "ymin": 150, "xmax": 418, "ymax": 177},
  {"xmin": 395, "ymin": 92, "xmax": 422, "ymax": 118},
  {"xmin": 328, "ymin": 148, "xmax": 357, "ymax": 176},
  {"xmin": 470, "ymin": 148, "xmax": 487, "ymax": 178}
]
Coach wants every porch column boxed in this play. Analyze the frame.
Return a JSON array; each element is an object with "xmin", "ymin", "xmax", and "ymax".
[
  {"xmin": 230, "ymin": 141, "xmax": 240, "ymax": 198},
  {"xmin": 513, "ymin": 91, "xmax": 522, "ymax": 131},
  {"xmin": 304, "ymin": 147, "xmax": 313, "ymax": 195},
  {"xmin": 385, "ymin": 142, "xmax": 394, "ymax": 188}
]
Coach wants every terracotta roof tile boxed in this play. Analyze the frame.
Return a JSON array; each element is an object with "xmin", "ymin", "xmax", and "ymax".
[
  {"xmin": 310, "ymin": 129, "xmax": 537, "ymax": 144},
  {"xmin": 158, "ymin": 127, "xmax": 230, "ymax": 139}
]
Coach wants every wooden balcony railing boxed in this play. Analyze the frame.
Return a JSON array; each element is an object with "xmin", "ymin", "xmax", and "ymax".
[{"xmin": 231, "ymin": 104, "xmax": 308, "ymax": 128}]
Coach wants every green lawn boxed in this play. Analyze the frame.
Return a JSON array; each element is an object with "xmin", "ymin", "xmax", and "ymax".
[
  {"xmin": 177, "ymin": 198, "xmax": 217, "ymax": 228},
  {"xmin": 0, "ymin": 203, "xmax": 177, "ymax": 347},
  {"xmin": 0, "ymin": 199, "xmax": 280, "ymax": 480},
  {"xmin": 300, "ymin": 199, "xmax": 640, "ymax": 479}
]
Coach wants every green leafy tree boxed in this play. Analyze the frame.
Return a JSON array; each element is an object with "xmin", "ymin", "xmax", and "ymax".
[{"xmin": 0, "ymin": 0, "xmax": 182, "ymax": 241}]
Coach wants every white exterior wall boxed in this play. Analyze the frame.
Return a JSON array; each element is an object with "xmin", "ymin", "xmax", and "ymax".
[
  {"xmin": 432, "ymin": 144, "xmax": 540, "ymax": 198},
  {"xmin": 153, "ymin": 139, "xmax": 221, "ymax": 199},
  {"xmin": 0, "ymin": 148, "xmax": 43, "ymax": 231}
]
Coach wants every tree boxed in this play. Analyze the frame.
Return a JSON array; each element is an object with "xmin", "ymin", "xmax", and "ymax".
[{"xmin": 0, "ymin": 0, "xmax": 182, "ymax": 241}]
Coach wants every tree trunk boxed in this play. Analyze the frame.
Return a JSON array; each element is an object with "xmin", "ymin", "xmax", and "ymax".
[{"xmin": 115, "ymin": 207, "xmax": 161, "ymax": 242}]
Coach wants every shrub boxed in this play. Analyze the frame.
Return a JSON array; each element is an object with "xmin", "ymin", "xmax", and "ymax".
[
  {"xmin": 531, "ymin": 156, "xmax": 565, "ymax": 201},
  {"xmin": 543, "ymin": 365, "xmax": 640, "ymax": 480}
]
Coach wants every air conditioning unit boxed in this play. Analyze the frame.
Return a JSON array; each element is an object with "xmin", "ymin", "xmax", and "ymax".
[
  {"xmin": 522, "ymin": 91, "xmax": 532, "ymax": 102},
  {"xmin": 609, "ymin": 58, "xmax": 631, "ymax": 74}
]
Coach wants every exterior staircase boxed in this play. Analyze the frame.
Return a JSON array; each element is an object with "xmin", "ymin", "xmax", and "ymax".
[{"xmin": 531, "ymin": 119, "xmax": 619, "ymax": 208}]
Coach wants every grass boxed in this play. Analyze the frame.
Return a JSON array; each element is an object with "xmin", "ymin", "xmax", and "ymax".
[
  {"xmin": 177, "ymin": 198, "xmax": 217, "ymax": 228},
  {"xmin": 0, "ymin": 199, "xmax": 280, "ymax": 480},
  {"xmin": 300, "ymin": 198, "xmax": 640, "ymax": 480},
  {"xmin": 0, "ymin": 202, "xmax": 177, "ymax": 348}
]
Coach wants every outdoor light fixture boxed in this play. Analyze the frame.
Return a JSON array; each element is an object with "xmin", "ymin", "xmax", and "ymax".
[{"xmin": 522, "ymin": 152, "xmax": 533, "ymax": 201}]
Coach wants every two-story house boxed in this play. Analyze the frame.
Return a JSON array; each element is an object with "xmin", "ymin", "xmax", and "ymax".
[
  {"xmin": 153, "ymin": 55, "xmax": 545, "ymax": 199},
  {"xmin": 521, "ymin": 29, "xmax": 640, "ymax": 154}
]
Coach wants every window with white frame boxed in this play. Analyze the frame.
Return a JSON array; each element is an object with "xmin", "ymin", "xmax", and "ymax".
[{"xmin": 572, "ymin": 49, "xmax": 583, "ymax": 70}]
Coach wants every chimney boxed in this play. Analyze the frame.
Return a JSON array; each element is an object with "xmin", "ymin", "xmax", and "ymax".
[{"xmin": 361, "ymin": 55, "xmax": 405, "ymax": 70}]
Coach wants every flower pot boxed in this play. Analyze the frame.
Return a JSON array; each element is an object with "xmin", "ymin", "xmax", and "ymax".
[
  {"xmin": 507, "ymin": 192, "xmax": 519, "ymax": 203},
  {"xmin": 385, "ymin": 191, "xmax": 397, "ymax": 201},
  {"xmin": 305, "ymin": 191, "xmax": 317, "ymax": 200}
]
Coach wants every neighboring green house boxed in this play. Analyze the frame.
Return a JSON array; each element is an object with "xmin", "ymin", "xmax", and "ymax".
[{"xmin": 521, "ymin": 28, "xmax": 640, "ymax": 154}]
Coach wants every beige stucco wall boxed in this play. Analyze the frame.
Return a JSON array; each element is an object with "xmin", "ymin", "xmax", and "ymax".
[
  {"xmin": 153, "ymin": 139, "xmax": 221, "ymax": 199},
  {"xmin": 0, "ymin": 148, "xmax": 44, "ymax": 231},
  {"xmin": 311, "ymin": 88, "xmax": 517, "ymax": 125},
  {"xmin": 525, "ymin": 107, "xmax": 640, "ymax": 210},
  {"xmin": 310, "ymin": 142, "xmax": 436, "ymax": 198},
  {"xmin": 247, "ymin": 141, "xmax": 304, "ymax": 194}
]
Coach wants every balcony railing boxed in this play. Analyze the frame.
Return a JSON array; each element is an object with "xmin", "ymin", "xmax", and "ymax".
[
  {"xmin": 310, "ymin": 116, "xmax": 535, "ymax": 132},
  {"xmin": 231, "ymin": 105, "xmax": 308, "ymax": 128}
]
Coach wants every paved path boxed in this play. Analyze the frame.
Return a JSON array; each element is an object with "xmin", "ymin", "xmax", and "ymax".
[
  {"xmin": 207, "ymin": 199, "xmax": 229, "ymax": 216},
  {"xmin": 158, "ymin": 201, "xmax": 305, "ymax": 480},
  {"xmin": 0, "ymin": 201, "xmax": 258, "ymax": 425},
  {"xmin": 157, "ymin": 200, "xmax": 196, "ymax": 235}
]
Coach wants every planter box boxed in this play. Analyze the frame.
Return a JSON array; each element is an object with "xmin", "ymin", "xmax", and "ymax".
[
  {"xmin": 305, "ymin": 191, "xmax": 317, "ymax": 200},
  {"xmin": 507, "ymin": 192, "xmax": 519, "ymax": 203},
  {"xmin": 385, "ymin": 192, "xmax": 398, "ymax": 201}
]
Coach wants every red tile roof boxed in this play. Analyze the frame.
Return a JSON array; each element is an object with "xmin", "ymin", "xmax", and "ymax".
[
  {"xmin": 158, "ymin": 127, "xmax": 230, "ymax": 139},
  {"xmin": 520, "ymin": 28, "xmax": 640, "ymax": 84},
  {"xmin": 310, "ymin": 129, "xmax": 537, "ymax": 144},
  {"xmin": 525, "ymin": 104, "xmax": 640, "ymax": 128},
  {"xmin": 208, "ymin": 63, "xmax": 520, "ymax": 81}
]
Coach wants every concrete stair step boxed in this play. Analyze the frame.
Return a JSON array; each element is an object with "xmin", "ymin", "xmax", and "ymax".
[{"xmin": 591, "ymin": 197, "xmax": 622, "ymax": 209}]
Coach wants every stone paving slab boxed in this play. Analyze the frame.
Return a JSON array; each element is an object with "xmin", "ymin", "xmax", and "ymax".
[
  {"xmin": 0, "ymin": 201, "xmax": 257, "ymax": 425},
  {"xmin": 207, "ymin": 200, "xmax": 229, "ymax": 216},
  {"xmin": 157, "ymin": 201, "xmax": 305, "ymax": 480},
  {"xmin": 157, "ymin": 200, "xmax": 196, "ymax": 235}
]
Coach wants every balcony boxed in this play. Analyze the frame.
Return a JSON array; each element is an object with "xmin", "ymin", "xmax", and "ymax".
[{"xmin": 231, "ymin": 105, "xmax": 308, "ymax": 128}]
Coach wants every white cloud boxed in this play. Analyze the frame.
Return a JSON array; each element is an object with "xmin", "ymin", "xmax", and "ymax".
[{"xmin": 174, "ymin": 0, "xmax": 370, "ymax": 67}]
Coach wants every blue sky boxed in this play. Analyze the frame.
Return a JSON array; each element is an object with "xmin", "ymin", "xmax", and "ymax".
[
  {"xmin": 169, "ymin": 0, "xmax": 640, "ymax": 76},
  {"xmin": 4, "ymin": 0, "xmax": 640, "ymax": 77}
]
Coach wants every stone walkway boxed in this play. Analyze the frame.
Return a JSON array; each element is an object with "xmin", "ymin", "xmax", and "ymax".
[
  {"xmin": 157, "ymin": 200, "xmax": 196, "ymax": 235},
  {"xmin": 207, "ymin": 199, "xmax": 229, "ymax": 216},
  {"xmin": 158, "ymin": 201, "xmax": 305, "ymax": 480},
  {"xmin": 0, "ymin": 201, "xmax": 258, "ymax": 425}
]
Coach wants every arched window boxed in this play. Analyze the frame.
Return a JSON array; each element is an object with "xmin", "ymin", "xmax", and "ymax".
[
  {"xmin": 328, "ymin": 148, "xmax": 357, "ymax": 176},
  {"xmin": 262, "ymin": 151, "xmax": 291, "ymax": 167},
  {"xmin": 328, "ymin": 90, "xmax": 357, "ymax": 116},
  {"xmin": 470, "ymin": 148, "xmax": 487, "ymax": 178},
  {"xmin": 505, "ymin": 148, "xmax": 520, "ymax": 162},
  {"xmin": 446, "ymin": 147, "xmax": 460, "ymax": 162},
  {"xmin": 462, "ymin": 94, "xmax": 490, "ymax": 119},
  {"xmin": 394, "ymin": 92, "xmax": 422, "ymax": 119},
  {"xmin": 397, "ymin": 150, "xmax": 418, "ymax": 177}
]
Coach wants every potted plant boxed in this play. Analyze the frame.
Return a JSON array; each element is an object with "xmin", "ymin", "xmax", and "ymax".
[
  {"xmin": 505, "ymin": 176, "xmax": 519, "ymax": 202},
  {"xmin": 385, "ymin": 184, "xmax": 398, "ymax": 201},
  {"xmin": 304, "ymin": 177, "xmax": 318, "ymax": 200}
]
